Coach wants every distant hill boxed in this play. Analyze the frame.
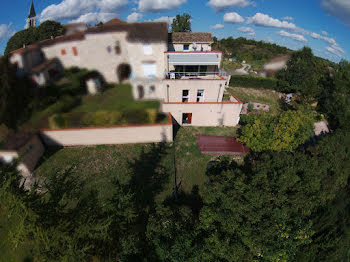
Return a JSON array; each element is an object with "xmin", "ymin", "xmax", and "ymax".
[{"xmin": 213, "ymin": 36, "xmax": 336, "ymax": 71}]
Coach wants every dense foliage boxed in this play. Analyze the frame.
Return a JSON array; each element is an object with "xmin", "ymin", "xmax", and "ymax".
[
  {"xmin": 172, "ymin": 13, "xmax": 192, "ymax": 32},
  {"xmin": 0, "ymin": 56, "xmax": 34, "ymax": 129},
  {"xmin": 4, "ymin": 20, "xmax": 65, "ymax": 55},
  {"xmin": 229, "ymin": 75, "xmax": 278, "ymax": 89},
  {"xmin": 238, "ymin": 109, "xmax": 314, "ymax": 152},
  {"xmin": 277, "ymin": 47, "xmax": 329, "ymax": 99}
]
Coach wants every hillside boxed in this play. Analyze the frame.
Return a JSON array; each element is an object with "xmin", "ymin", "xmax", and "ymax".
[{"xmin": 214, "ymin": 36, "xmax": 336, "ymax": 71}]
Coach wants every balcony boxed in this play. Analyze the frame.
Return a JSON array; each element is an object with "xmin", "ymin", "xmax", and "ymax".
[
  {"xmin": 166, "ymin": 52, "xmax": 221, "ymax": 66},
  {"xmin": 164, "ymin": 70, "xmax": 227, "ymax": 80}
]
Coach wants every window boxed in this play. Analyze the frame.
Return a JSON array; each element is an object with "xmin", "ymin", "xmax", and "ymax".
[
  {"xmin": 182, "ymin": 113, "xmax": 192, "ymax": 124},
  {"xmin": 143, "ymin": 44, "xmax": 152, "ymax": 55},
  {"xmin": 150, "ymin": 85, "xmax": 155, "ymax": 92},
  {"xmin": 197, "ymin": 90, "xmax": 204, "ymax": 102},
  {"xmin": 72, "ymin": 47, "xmax": 78, "ymax": 56},
  {"xmin": 184, "ymin": 44, "xmax": 189, "ymax": 50},
  {"xmin": 61, "ymin": 49, "xmax": 66, "ymax": 55},
  {"xmin": 182, "ymin": 90, "xmax": 189, "ymax": 102},
  {"xmin": 142, "ymin": 63, "xmax": 156, "ymax": 77},
  {"xmin": 115, "ymin": 41, "xmax": 121, "ymax": 54}
]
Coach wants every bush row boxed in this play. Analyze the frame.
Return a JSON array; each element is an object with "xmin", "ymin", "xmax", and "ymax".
[
  {"xmin": 48, "ymin": 109, "xmax": 167, "ymax": 128},
  {"xmin": 229, "ymin": 75, "xmax": 278, "ymax": 90}
]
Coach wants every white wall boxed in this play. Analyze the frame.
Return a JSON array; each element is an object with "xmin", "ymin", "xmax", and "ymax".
[
  {"xmin": 163, "ymin": 79, "xmax": 226, "ymax": 102},
  {"xmin": 162, "ymin": 102, "xmax": 242, "ymax": 126},
  {"xmin": 173, "ymin": 43, "xmax": 212, "ymax": 51},
  {"xmin": 40, "ymin": 122, "xmax": 173, "ymax": 146}
]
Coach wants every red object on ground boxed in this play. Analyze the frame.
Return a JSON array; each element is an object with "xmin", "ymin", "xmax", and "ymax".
[{"xmin": 197, "ymin": 135, "xmax": 250, "ymax": 155}]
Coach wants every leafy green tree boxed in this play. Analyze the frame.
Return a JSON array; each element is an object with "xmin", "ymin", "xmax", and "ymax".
[
  {"xmin": 146, "ymin": 204, "xmax": 200, "ymax": 261},
  {"xmin": 318, "ymin": 60, "xmax": 350, "ymax": 129},
  {"xmin": 238, "ymin": 110, "xmax": 314, "ymax": 152},
  {"xmin": 200, "ymin": 129, "xmax": 350, "ymax": 261},
  {"xmin": 277, "ymin": 47, "xmax": 328, "ymax": 99},
  {"xmin": 172, "ymin": 13, "xmax": 192, "ymax": 32},
  {"xmin": 0, "ymin": 56, "xmax": 33, "ymax": 129},
  {"xmin": 5, "ymin": 20, "xmax": 65, "ymax": 55}
]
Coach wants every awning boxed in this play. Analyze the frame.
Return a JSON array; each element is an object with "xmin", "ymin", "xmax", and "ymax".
[{"xmin": 167, "ymin": 53, "xmax": 220, "ymax": 65}]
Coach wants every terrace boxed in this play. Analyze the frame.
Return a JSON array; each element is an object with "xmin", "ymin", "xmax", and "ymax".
[{"xmin": 26, "ymin": 84, "xmax": 167, "ymax": 130}]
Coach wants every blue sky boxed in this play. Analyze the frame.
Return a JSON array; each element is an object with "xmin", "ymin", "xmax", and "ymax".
[{"xmin": 0, "ymin": 0, "xmax": 349, "ymax": 62}]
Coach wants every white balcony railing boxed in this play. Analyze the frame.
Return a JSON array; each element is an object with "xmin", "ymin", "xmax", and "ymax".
[{"xmin": 165, "ymin": 70, "xmax": 227, "ymax": 80}]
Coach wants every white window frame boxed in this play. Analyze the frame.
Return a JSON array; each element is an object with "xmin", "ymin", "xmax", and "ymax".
[
  {"xmin": 196, "ymin": 89, "xmax": 204, "ymax": 102},
  {"xmin": 182, "ymin": 90, "xmax": 189, "ymax": 102},
  {"xmin": 142, "ymin": 63, "xmax": 156, "ymax": 78},
  {"xmin": 143, "ymin": 44, "xmax": 152, "ymax": 55}
]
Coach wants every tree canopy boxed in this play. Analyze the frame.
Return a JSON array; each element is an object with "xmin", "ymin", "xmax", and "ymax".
[
  {"xmin": 238, "ymin": 109, "xmax": 314, "ymax": 152},
  {"xmin": 277, "ymin": 47, "xmax": 328, "ymax": 99},
  {"xmin": 172, "ymin": 13, "xmax": 192, "ymax": 32},
  {"xmin": 4, "ymin": 20, "xmax": 65, "ymax": 55},
  {"xmin": 0, "ymin": 56, "xmax": 34, "ymax": 129}
]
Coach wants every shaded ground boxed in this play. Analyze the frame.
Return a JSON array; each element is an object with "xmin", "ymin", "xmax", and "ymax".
[{"xmin": 34, "ymin": 126, "xmax": 241, "ymax": 204}]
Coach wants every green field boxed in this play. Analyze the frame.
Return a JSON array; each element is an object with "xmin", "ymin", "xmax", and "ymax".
[{"xmin": 34, "ymin": 126, "xmax": 240, "ymax": 204}]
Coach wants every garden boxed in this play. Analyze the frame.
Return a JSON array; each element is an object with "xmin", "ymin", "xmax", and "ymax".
[{"xmin": 22, "ymin": 68, "xmax": 165, "ymax": 130}]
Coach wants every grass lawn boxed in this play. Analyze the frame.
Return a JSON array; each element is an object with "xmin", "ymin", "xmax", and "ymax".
[
  {"xmin": 71, "ymin": 84, "xmax": 160, "ymax": 113},
  {"xmin": 25, "ymin": 84, "xmax": 162, "ymax": 130},
  {"xmin": 34, "ymin": 126, "xmax": 240, "ymax": 204},
  {"xmin": 225, "ymin": 86, "xmax": 282, "ymax": 115}
]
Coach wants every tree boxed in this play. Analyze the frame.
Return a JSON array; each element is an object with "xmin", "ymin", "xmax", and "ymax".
[
  {"xmin": 5, "ymin": 20, "xmax": 65, "ymax": 55},
  {"xmin": 172, "ymin": 13, "xmax": 192, "ymax": 32},
  {"xmin": 277, "ymin": 47, "xmax": 328, "ymax": 99},
  {"xmin": 318, "ymin": 60, "xmax": 350, "ymax": 129},
  {"xmin": 200, "ymin": 129, "xmax": 350, "ymax": 261},
  {"xmin": 0, "ymin": 56, "xmax": 34, "ymax": 129},
  {"xmin": 238, "ymin": 109, "xmax": 314, "ymax": 152}
]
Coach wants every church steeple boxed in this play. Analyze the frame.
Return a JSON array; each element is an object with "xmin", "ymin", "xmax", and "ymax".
[{"xmin": 26, "ymin": 0, "xmax": 37, "ymax": 28}]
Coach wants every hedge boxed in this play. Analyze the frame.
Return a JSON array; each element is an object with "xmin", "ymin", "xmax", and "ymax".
[
  {"xmin": 48, "ymin": 109, "xmax": 168, "ymax": 128},
  {"xmin": 229, "ymin": 75, "xmax": 278, "ymax": 90}
]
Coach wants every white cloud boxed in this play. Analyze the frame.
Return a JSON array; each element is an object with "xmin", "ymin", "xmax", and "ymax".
[
  {"xmin": 126, "ymin": 12, "xmax": 143, "ymax": 22},
  {"xmin": 0, "ymin": 23, "xmax": 15, "ymax": 42},
  {"xmin": 282, "ymin": 16, "xmax": 294, "ymax": 21},
  {"xmin": 223, "ymin": 12, "xmax": 245, "ymax": 23},
  {"xmin": 153, "ymin": 16, "xmax": 175, "ymax": 22},
  {"xmin": 70, "ymin": 12, "xmax": 116, "ymax": 24},
  {"xmin": 210, "ymin": 23, "xmax": 224, "ymax": 29},
  {"xmin": 321, "ymin": 30, "xmax": 328, "ymax": 36},
  {"xmin": 138, "ymin": 0, "xmax": 187, "ymax": 12},
  {"xmin": 247, "ymin": 13, "xmax": 297, "ymax": 30},
  {"xmin": 277, "ymin": 30, "xmax": 308, "ymax": 42},
  {"xmin": 207, "ymin": 0, "xmax": 251, "ymax": 11},
  {"xmin": 326, "ymin": 46, "xmax": 343, "ymax": 57},
  {"xmin": 237, "ymin": 26, "xmax": 255, "ymax": 35},
  {"xmin": 322, "ymin": 0, "xmax": 350, "ymax": 27},
  {"xmin": 39, "ymin": 0, "xmax": 127, "ymax": 22}
]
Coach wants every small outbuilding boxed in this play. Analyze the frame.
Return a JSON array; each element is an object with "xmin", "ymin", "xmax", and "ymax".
[{"xmin": 0, "ymin": 132, "xmax": 45, "ymax": 178}]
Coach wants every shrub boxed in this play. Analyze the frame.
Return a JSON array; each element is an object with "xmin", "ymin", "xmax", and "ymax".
[
  {"xmin": 229, "ymin": 75, "xmax": 278, "ymax": 90},
  {"xmin": 238, "ymin": 110, "xmax": 314, "ymax": 152}
]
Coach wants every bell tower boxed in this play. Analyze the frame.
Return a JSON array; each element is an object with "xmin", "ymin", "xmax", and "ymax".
[{"xmin": 26, "ymin": 0, "xmax": 37, "ymax": 29}]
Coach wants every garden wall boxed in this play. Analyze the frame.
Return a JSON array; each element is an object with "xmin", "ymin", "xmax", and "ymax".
[{"xmin": 40, "ymin": 113, "xmax": 173, "ymax": 146}]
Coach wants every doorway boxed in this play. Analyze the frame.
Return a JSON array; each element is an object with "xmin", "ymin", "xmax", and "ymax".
[
  {"xmin": 182, "ymin": 113, "xmax": 192, "ymax": 125},
  {"xmin": 117, "ymin": 64, "xmax": 131, "ymax": 83}
]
